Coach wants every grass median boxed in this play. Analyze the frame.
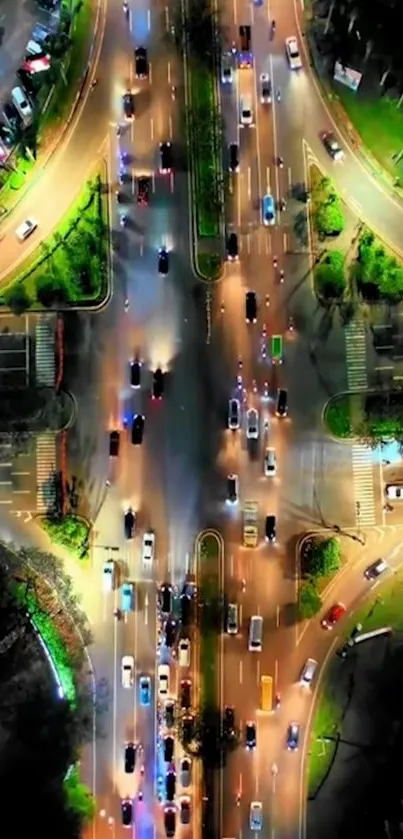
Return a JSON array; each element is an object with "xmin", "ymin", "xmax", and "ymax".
[
  {"xmin": 198, "ymin": 532, "xmax": 221, "ymax": 706},
  {"xmin": 307, "ymin": 658, "xmax": 346, "ymax": 797},
  {"xmin": 188, "ymin": 64, "xmax": 220, "ymax": 239},
  {"xmin": 1, "ymin": 164, "xmax": 109, "ymax": 310}
]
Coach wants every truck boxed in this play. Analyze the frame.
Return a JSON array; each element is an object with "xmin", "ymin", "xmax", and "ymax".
[
  {"xmin": 271, "ymin": 334, "xmax": 283, "ymax": 365},
  {"xmin": 243, "ymin": 500, "xmax": 258, "ymax": 548}
]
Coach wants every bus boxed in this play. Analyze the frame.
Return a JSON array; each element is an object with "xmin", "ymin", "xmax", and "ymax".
[
  {"xmin": 260, "ymin": 675, "xmax": 273, "ymax": 711},
  {"xmin": 271, "ymin": 334, "xmax": 283, "ymax": 364}
]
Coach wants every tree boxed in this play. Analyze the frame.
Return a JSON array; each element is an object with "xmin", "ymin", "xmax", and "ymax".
[
  {"xmin": 298, "ymin": 580, "xmax": 322, "ymax": 619},
  {"xmin": 64, "ymin": 767, "xmax": 95, "ymax": 824},
  {"xmin": 179, "ymin": 0, "xmax": 221, "ymax": 71},
  {"xmin": 3, "ymin": 282, "xmax": 32, "ymax": 314},
  {"xmin": 315, "ymin": 250, "xmax": 346, "ymax": 298},
  {"xmin": 36, "ymin": 274, "xmax": 69, "ymax": 307},
  {"xmin": 315, "ymin": 192, "xmax": 344, "ymax": 237},
  {"xmin": 356, "ymin": 229, "xmax": 403, "ymax": 302},
  {"xmin": 309, "ymin": 537, "xmax": 341, "ymax": 577}
]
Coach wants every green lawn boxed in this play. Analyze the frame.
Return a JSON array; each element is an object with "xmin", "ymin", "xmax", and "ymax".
[
  {"xmin": 350, "ymin": 571, "xmax": 403, "ymax": 634},
  {"xmin": 189, "ymin": 64, "xmax": 220, "ymax": 239},
  {"xmin": 307, "ymin": 670, "xmax": 344, "ymax": 796},
  {"xmin": 0, "ymin": 156, "xmax": 35, "ymax": 210},
  {"xmin": 1, "ymin": 165, "xmax": 108, "ymax": 309},
  {"xmin": 336, "ymin": 87, "xmax": 403, "ymax": 180}
]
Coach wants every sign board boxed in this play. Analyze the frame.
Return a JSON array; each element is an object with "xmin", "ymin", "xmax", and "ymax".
[{"xmin": 333, "ymin": 61, "xmax": 362, "ymax": 93}]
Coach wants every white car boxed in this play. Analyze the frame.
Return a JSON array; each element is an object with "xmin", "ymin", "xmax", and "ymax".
[
  {"xmin": 158, "ymin": 663, "xmax": 170, "ymax": 696},
  {"xmin": 264, "ymin": 447, "xmax": 276, "ymax": 477},
  {"xmin": 246, "ymin": 408, "xmax": 259, "ymax": 439},
  {"xmin": 240, "ymin": 94, "xmax": 253, "ymax": 126},
  {"xmin": 260, "ymin": 72, "xmax": 272, "ymax": 103},
  {"xmin": 221, "ymin": 53, "xmax": 233, "ymax": 83},
  {"xmin": 102, "ymin": 559, "xmax": 115, "ymax": 592},
  {"xmin": 142, "ymin": 531, "xmax": 155, "ymax": 566},
  {"xmin": 15, "ymin": 217, "xmax": 38, "ymax": 242},
  {"xmin": 250, "ymin": 801, "xmax": 263, "ymax": 831},
  {"xmin": 178, "ymin": 638, "xmax": 190, "ymax": 667},
  {"xmin": 180, "ymin": 756, "xmax": 191, "ymax": 787},
  {"xmin": 285, "ymin": 36, "xmax": 302, "ymax": 69},
  {"xmin": 386, "ymin": 484, "xmax": 403, "ymax": 500},
  {"xmin": 121, "ymin": 655, "xmax": 134, "ymax": 688}
]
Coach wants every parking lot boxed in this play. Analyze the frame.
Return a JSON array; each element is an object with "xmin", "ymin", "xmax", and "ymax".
[
  {"xmin": 370, "ymin": 308, "xmax": 403, "ymax": 389},
  {"xmin": 0, "ymin": 313, "xmax": 29, "ymax": 387},
  {"xmin": 0, "ymin": 430, "xmax": 57, "ymax": 513}
]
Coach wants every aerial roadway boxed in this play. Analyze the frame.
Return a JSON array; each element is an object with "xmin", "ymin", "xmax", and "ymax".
[{"xmin": 1, "ymin": 0, "xmax": 403, "ymax": 838}]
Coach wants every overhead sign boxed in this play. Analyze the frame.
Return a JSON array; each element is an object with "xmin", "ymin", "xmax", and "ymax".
[{"xmin": 333, "ymin": 61, "xmax": 362, "ymax": 92}]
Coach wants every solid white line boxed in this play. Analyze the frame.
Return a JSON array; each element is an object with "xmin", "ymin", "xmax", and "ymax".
[
  {"xmin": 167, "ymin": 61, "xmax": 171, "ymax": 84},
  {"xmin": 147, "ymin": 8, "xmax": 151, "ymax": 29},
  {"xmin": 239, "ymin": 659, "xmax": 243, "ymax": 684},
  {"xmin": 150, "ymin": 117, "xmax": 154, "ymax": 140}
]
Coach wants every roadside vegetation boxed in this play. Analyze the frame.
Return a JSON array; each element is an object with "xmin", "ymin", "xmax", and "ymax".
[
  {"xmin": 298, "ymin": 536, "xmax": 341, "ymax": 619},
  {"xmin": 41, "ymin": 514, "xmax": 90, "ymax": 560},
  {"xmin": 307, "ymin": 657, "xmax": 346, "ymax": 797},
  {"xmin": 0, "ymin": 0, "xmax": 94, "ymax": 207},
  {"xmin": 1, "ymin": 173, "xmax": 108, "ymax": 312},
  {"xmin": 0, "ymin": 543, "xmax": 94, "ymax": 833},
  {"xmin": 324, "ymin": 390, "xmax": 403, "ymax": 445},
  {"xmin": 173, "ymin": 0, "xmax": 224, "ymax": 276},
  {"xmin": 307, "ymin": 0, "xmax": 403, "ymax": 181}
]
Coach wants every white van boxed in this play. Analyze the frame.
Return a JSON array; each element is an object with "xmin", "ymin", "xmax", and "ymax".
[
  {"xmin": 178, "ymin": 638, "xmax": 190, "ymax": 667},
  {"xmin": 11, "ymin": 86, "xmax": 33, "ymax": 126},
  {"xmin": 248, "ymin": 615, "xmax": 263, "ymax": 651},
  {"xmin": 300, "ymin": 657, "xmax": 317, "ymax": 686},
  {"xmin": 226, "ymin": 603, "xmax": 239, "ymax": 635},
  {"xmin": 240, "ymin": 94, "xmax": 253, "ymax": 126}
]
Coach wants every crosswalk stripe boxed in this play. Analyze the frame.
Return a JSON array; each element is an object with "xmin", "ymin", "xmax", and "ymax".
[
  {"xmin": 35, "ymin": 319, "xmax": 55, "ymax": 387},
  {"xmin": 351, "ymin": 443, "xmax": 376, "ymax": 525},
  {"xmin": 36, "ymin": 433, "xmax": 56, "ymax": 512}
]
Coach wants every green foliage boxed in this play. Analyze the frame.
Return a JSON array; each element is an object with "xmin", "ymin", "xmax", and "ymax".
[
  {"xmin": 308, "ymin": 538, "xmax": 341, "ymax": 577},
  {"xmin": 189, "ymin": 66, "xmax": 222, "ymax": 238},
  {"xmin": 13, "ymin": 582, "xmax": 76, "ymax": 704},
  {"xmin": 198, "ymin": 252, "xmax": 222, "ymax": 280},
  {"xmin": 200, "ymin": 534, "xmax": 219, "ymax": 561},
  {"xmin": 64, "ymin": 767, "xmax": 95, "ymax": 824},
  {"xmin": 41, "ymin": 514, "xmax": 90, "ymax": 559},
  {"xmin": 3, "ymin": 282, "xmax": 32, "ymax": 314},
  {"xmin": 312, "ymin": 175, "xmax": 344, "ymax": 237},
  {"xmin": 324, "ymin": 397, "xmax": 353, "ymax": 438},
  {"xmin": 315, "ymin": 250, "xmax": 346, "ymax": 298},
  {"xmin": 356, "ymin": 228, "xmax": 403, "ymax": 303},
  {"xmin": 298, "ymin": 580, "xmax": 322, "ymax": 619}
]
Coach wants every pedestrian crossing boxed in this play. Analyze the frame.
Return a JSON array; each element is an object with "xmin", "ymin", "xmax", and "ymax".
[
  {"xmin": 344, "ymin": 320, "xmax": 367, "ymax": 390},
  {"xmin": 35, "ymin": 319, "xmax": 55, "ymax": 387},
  {"xmin": 351, "ymin": 444, "xmax": 376, "ymax": 526},
  {"xmin": 36, "ymin": 433, "xmax": 56, "ymax": 512}
]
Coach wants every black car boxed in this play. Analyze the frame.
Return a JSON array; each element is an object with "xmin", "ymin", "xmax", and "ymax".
[
  {"xmin": 229, "ymin": 142, "xmax": 239, "ymax": 173},
  {"xmin": 121, "ymin": 799, "xmax": 133, "ymax": 826},
  {"xmin": 180, "ymin": 595, "xmax": 192, "ymax": 627},
  {"xmin": 152, "ymin": 368, "xmax": 164, "ymax": 399},
  {"xmin": 164, "ymin": 735, "xmax": 174, "ymax": 762},
  {"xmin": 130, "ymin": 359, "xmax": 141, "ymax": 388},
  {"xmin": 164, "ymin": 699, "xmax": 175, "ymax": 728},
  {"xmin": 158, "ymin": 248, "xmax": 169, "ymax": 274},
  {"xmin": 182, "ymin": 714, "xmax": 195, "ymax": 745},
  {"xmin": 245, "ymin": 291, "xmax": 257, "ymax": 323},
  {"xmin": 124, "ymin": 742, "xmax": 136, "ymax": 773},
  {"xmin": 135, "ymin": 46, "xmax": 148, "ymax": 78},
  {"xmin": 2, "ymin": 102, "xmax": 20, "ymax": 131},
  {"xmin": 165, "ymin": 620, "xmax": 177, "ymax": 647},
  {"xmin": 109, "ymin": 430, "xmax": 120, "ymax": 457},
  {"xmin": 180, "ymin": 679, "xmax": 191, "ymax": 710},
  {"xmin": 245, "ymin": 721, "xmax": 256, "ymax": 749},
  {"xmin": 137, "ymin": 176, "xmax": 149, "ymax": 205},
  {"xmin": 131, "ymin": 414, "xmax": 145, "ymax": 445},
  {"xmin": 239, "ymin": 24, "xmax": 251, "ymax": 51},
  {"xmin": 223, "ymin": 706, "xmax": 235, "ymax": 738},
  {"xmin": 124, "ymin": 508, "xmax": 135, "ymax": 539},
  {"xmin": 123, "ymin": 92, "xmax": 135, "ymax": 119},
  {"xmin": 17, "ymin": 69, "xmax": 36, "ymax": 97},
  {"xmin": 227, "ymin": 232, "xmax": 238, "ymax": 261},
  {"xmin": 265, "ymin": 514, "xmax": 276, "ymax": 543},
  {"xmin": 165, "ymin": 769, "xmax": 176, "ymax": 802},
  {"xmin": 160, "ymin": 141, "xmax": 173, "ymax": 173},
  {"xmin": 164, "ymin": 806, "xmax": 176, "ymax": 838},
  {"xmin": 276, "ymin": 387, "xmax": 288, "ymax": 417},
  {"xmin": 159, "ymin": 583, "xmax": 173, "ymax": 614}
]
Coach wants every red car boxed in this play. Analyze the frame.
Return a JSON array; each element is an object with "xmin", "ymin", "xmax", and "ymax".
[
  {"xmin": 321, "ymin": 603, "xmax": 346, "ymax": 629},
  {"xmin": 137, "ymin": 176, "xmax": 149, "ymax": 205}
]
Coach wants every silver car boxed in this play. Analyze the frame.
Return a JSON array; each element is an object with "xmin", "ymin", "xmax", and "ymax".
[
  {"xmin": 246, "ymin": 408, "xmax": 259, "ymax": 439},
  {"xmin": 180, "ymin": 756, "xmax": 191, "ymax": 787}
]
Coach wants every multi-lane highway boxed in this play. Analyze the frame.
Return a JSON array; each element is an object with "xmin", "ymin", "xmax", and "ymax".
[{"xmin": 2, "ymin": 0, "xmax": 403, "ymax": 838}]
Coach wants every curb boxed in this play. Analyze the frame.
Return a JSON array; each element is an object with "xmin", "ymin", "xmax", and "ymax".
[{"xmin": 322, "ymin": 388, "xmax": 376, "ymax": 444}]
